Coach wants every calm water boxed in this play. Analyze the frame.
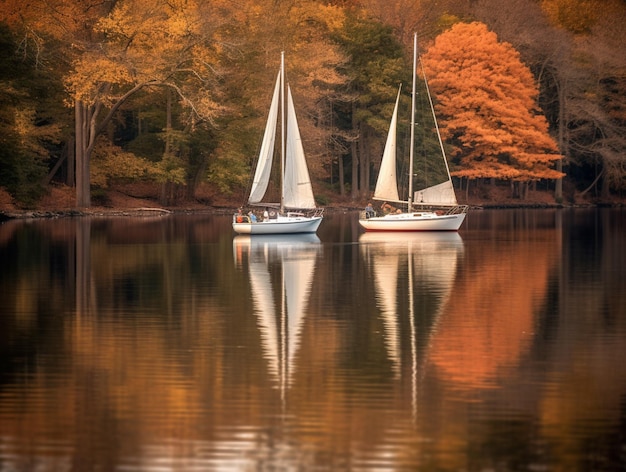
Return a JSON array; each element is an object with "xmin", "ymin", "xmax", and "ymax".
[{"xmin": 0, "ymin": 208, "xmax": 624, "ymax": 471}]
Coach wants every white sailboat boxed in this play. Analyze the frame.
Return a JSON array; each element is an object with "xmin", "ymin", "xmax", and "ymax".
[
  {"xmin": 233, "ymin": 53, "xmax": 323, "ymax": 235},
  {"xmin": 359, "ymin": 33, "xmax": 468, "ymax": 232},
  {"xmin": 233, "ymin": 234, "xmax": 320, "ymax": 398}
]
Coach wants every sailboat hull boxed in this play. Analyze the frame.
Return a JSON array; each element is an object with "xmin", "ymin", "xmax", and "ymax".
[
  {"xmin": 359, "ymin": 212, "xmax": 466, "ymax": 232},
  {"xmin": 233, "ymin": 215, "xmax": 323, "ymax": 235}
]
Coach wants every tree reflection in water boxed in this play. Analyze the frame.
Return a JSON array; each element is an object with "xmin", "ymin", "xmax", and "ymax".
[{"xmin": 0, "ymin": 209, "xmax": 624, "ymax": 470}]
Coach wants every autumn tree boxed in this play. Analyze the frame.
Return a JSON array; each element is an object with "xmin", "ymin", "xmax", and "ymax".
[
  {"xmin": 422, "ymin": 22, "xmax": 564, "ymax": 199},
  {"xmin": 358, "ymin": 0, "xmax": 443, "ymax": 44},
  {"xmin": 0, "ymin": 21, "xmax": 65, "ymax": 205},
  {"xmin": 539, "ymin": 0, "xmax": 626, "ymax": 200},
  {"xmin": 541, "ymin": 0, "xmax": 601, "ymax": 35},
  {"xmin": 1, "ymin": 0, "xmax": 115, "ymax": 199},
  {"xmin": 433, "ymin": 0, "xmax": 626, "ymax": 201},
  {"xmin": 332, "ymin": 14, "xmax": 408, "ymax": 199},
  {"xmin": 215, "ymin": 0, "xmax": 348, "ymax": 204},
  {"xmin": 457, "ymin": 0, "xmax": 571, "ymax": 201},
  {"xmin": 66, "ymin": 0, "xmax": 238, "ymax": 207}
]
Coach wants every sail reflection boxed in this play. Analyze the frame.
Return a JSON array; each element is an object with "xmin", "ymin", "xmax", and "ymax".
[
  {"xmin": 234, "ymin": 234, "xmax": 321, "ymax": 396},
  {"xmin": 360, "ymin": 232, "xmax": 464, "ymax": 376}
]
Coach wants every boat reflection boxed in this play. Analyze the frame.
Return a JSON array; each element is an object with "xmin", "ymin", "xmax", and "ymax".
[
  {"xmin": 359, "ymin": 232, "xmax": 464, "ymax": 420},
  {"xmin": 233, "ymin": 234, "xmax": 321, "ymax": 398},
  {"xmin": 359, "ymin": 232, "xmax": 464, "ymax": 374}
]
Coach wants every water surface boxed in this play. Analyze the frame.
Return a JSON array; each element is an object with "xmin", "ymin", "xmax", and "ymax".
[{"xmin": 0, "ymin": 208, "xmax": 624, "ymax": 471}]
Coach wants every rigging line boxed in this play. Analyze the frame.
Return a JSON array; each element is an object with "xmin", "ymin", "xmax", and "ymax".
[{"xmin": 418, "ymin": 56, "xmax": 454, "ymax": 182}]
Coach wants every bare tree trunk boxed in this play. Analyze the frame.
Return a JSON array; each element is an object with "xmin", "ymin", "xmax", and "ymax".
[
  {"xmin": 43, "ymin": 145, "xmax": 67, "ymax": 185},
  {"xmin": 600, "ymin": 171, "xmax": 610, "ymax": 200},
  {"xmin": 165, "ymin": 90, "xmax": 172, "ymax": 154},
  {"xmin": 160, "ymin": 90, "xmax": 174, "ymax": 206},
  {"xmin": 338, "ymin": 155, "xmax": 345, "ymax": 196},
  {"xmin": 74, "ymin": 83, "xmax": 148, "ymax": 208},
  {"xmin": 358, "ymin": 129, "xmax": 369, "ymax": 199},
  {"xmin": 67, "ymin": 136, "xmax": 75, "ymax": 187},
  {"xmin": 351, "ymin": 140, "xmax": 358, "ymax": 200},
  {"xmin": 358, "ymin": 138, "xmax": 365, "ymax": 198},
  {"xmin": 555, "ymin": 77, "xmax": 566, "ymax": 201},
  {"xmin": 75, "ymin": 100, "xmax": 90, "ymax": 208}
]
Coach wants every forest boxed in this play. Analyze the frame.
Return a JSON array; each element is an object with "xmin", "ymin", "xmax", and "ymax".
[{"xmin": 0, "ymin": 0, "xmax": 624, "ymax": 210}]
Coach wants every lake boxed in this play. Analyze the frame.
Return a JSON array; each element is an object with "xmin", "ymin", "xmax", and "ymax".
[{"xmin": 0, "ymin": 208, "xmax": 624, "ymax": 471}]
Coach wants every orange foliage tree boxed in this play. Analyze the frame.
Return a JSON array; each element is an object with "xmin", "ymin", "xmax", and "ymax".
[{"xmin": 422, "ymin": 22, "xmax": 564, "ymax": 197}]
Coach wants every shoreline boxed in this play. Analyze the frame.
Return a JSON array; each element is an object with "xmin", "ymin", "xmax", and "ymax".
[{"xmin": 2, "ymin": 201, "xmax": 619, "ymax": 223}]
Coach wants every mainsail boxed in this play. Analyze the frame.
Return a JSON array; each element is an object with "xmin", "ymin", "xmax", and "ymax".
[{"xmin": 249, "ymin": 72, "xmax": 281, "ymax": 204}]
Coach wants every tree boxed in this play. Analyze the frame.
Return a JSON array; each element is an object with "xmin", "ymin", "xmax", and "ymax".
[
  {"xmin": 422, "ymin": 22, "xmax": 564, "ymax": 198},
  {"xmin": 359, "ymin": 0, "xmax": 442, "ymax": 44},
  {"xmin": 67, "ymin": 0, "xmax": 234, "ymax": 207},
  {"xmin": 0, "ymin": 22, "xmax": 63, "ymax": 205},
  {"xmin": 542, "ymin": 0, "xmax": 626, "ymax": 200},
  {"xmin": 434, "ymin": 0, "xmax": 626, "ymax": 201},
  {"xmin": 332, "ymin": 14, "xmax": 408, "ymax": 199},
  {"xmin": 541, "ymin": 0, "xmax": 601, "ymax": 35},
  {"xmin": 458, "ymin": 0, "xmax": 572, "ymax": 201}
]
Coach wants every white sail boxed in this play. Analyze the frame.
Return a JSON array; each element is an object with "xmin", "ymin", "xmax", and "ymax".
[
  {"xmin": 249, "ymin": 71, "xmax": 281, "ymax": 204},
  {"xmin": 414, "ymin": 180, "xmax": 459, "ymax": 206},
  {"xmin": 284, "ymin": 85, "xmax": 316, "ymax": 209},
  {"xmin": 373, "ymin": 87, "xmax": 401, "ymax": 203}
]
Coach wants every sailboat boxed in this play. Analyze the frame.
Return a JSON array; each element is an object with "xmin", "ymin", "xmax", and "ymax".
[
  {"xmin": 233, "ymin": 53, "xmax": 324, "ymax": 235},
  {"xmin": 359, "ymin": 33, "xmax": 468, "ymax": 232},
  {"xmin": 233, "ymin": 234, "xmax": 321, "ymax": 398}
]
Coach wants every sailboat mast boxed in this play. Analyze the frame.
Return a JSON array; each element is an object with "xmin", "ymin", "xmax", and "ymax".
[
  {"xmin": 408, "ymin": 33, "xmax": 417, "ymax": 211},
  {"xmin": 280, "ymin": 51, "xmax": 285, "ymax": 214}
]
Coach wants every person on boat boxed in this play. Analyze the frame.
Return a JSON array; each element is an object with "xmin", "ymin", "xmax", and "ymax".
[
  {"xmin": 365, "ymin": 203, "xmax": 375, "ymax": 218},
  {"xmin": 381, "ymin": 202, "xmax": 394, "ymax": 214},
  {"xmin": 248, "ymin": 211, "xmax": 257, "ymax": 222},
  {"xmin": 235, "ymin": 208, "xmax": 244, "ymax": 223},
  {"xmin": 263, "ymin": 208, "xmax": 269, "ymax": 221}
]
